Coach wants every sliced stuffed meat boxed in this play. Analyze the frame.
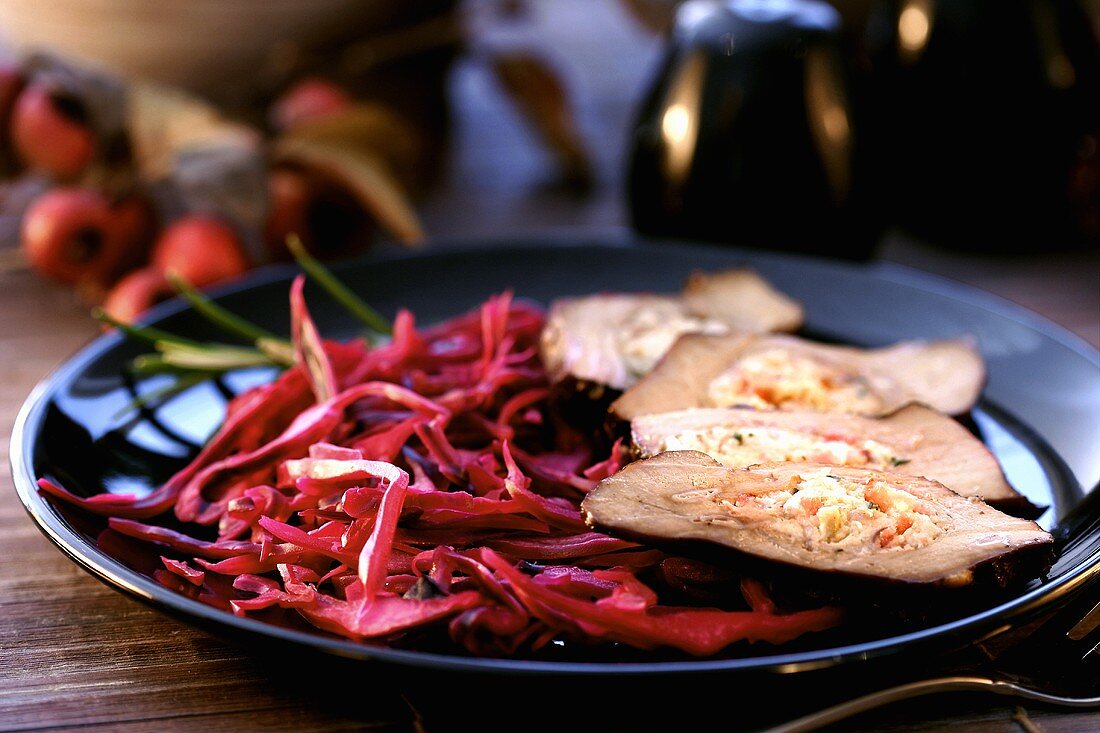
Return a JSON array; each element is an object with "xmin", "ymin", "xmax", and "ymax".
[
  {"xmin": 540, "ymin": 269, "xmax": 801, "ymax": 393},
  {"xmin": 629, "ymin": 405, "xmax": 1034, "ymax": 512},
  {"xmin": 612, "ymin": 333, "xmax": 985, "ymax": 421},
  {"xmin": 583, "ymin": 453, "xmax": 1052, "ymax": 589}
]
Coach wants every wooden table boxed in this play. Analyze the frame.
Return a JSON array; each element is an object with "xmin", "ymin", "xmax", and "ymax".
[{"xmin": 2, "ymin": 2, "xmax": 1098, "ymax": 731}]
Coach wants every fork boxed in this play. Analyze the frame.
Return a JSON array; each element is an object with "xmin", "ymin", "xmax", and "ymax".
[{"xmin": 762, "ymin": 582, "xmax": 1100, "ymax": 733}]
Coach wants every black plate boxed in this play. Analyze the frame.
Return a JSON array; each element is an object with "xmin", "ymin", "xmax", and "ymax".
[{"xmin": 10, "ymin": 239, "xmax": 1100, "ymax": 676}]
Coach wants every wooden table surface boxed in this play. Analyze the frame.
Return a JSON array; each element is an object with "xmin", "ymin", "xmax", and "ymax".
[{"xmin": 2, "ymin": 2, "xmax": 1099, "ymax": 731}]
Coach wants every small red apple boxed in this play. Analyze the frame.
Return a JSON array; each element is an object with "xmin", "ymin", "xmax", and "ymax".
[
  {"xmin": 101, "ymin": 267, "xmax": 173, "ymax": 325},
  {"xmin": 11, "ymin": 82, "xmax": 96, "ymax": 178},
  {"xmin": 151, "ymin": 215, "xmax": 251, "ymax": 288},
  {"xmin": 21, "ymin": 188, "xmax": 130, "ymax": 285},
  {"xmin": 22, "ymin": 187, "xmax": 155, "ymax": 287},
  {"xmin": 269, "ymin": 77, "xmax": 351, "ymax": 132}
]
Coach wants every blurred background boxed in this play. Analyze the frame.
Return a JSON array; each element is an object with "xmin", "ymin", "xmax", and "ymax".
[{"xmin": 0, "ymin": 0, "xmax": 1096, "ymax": 337}]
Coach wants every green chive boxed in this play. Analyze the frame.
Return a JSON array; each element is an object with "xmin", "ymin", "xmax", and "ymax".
[
  {"xmin": 93, "ymin": 307, "xmax": 202, "ymax": 348},
  {"xmin": 286, "ymin": 234, "xmax": 393, "ymax": 335},
  {"xmin": 165, "ymin": 271, "xmax": 286, "ymax": 345}
]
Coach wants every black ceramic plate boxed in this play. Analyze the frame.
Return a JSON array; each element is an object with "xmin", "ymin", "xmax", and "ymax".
[{"xmin": 11, "ymin": 239, "xmax": 1100, "ymax": 676}]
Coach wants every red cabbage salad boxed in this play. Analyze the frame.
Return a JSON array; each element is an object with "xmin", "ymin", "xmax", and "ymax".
[{"xmin": 40, "ymin": 256, "xmax": 842, "ymax": 658}]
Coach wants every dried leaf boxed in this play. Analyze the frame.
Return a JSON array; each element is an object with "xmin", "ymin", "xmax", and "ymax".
[
  {"xmin": 125, "ymin": 81, "xmax": 268, "ymax": 260},
  {"xmin": 489, "ymin": 52, "xmax": 591, "ymax": 189},
  {"xmin": 25, "ymin": 52, "xmax": 127, "ymax": 145},
  {"xmin": 275, "ymin": 135, "xmax": 425, "ymax": 246},
  {"xmin": 127, "ymin": 80, "xmax": 261, "ymax": 181},
  {"xmin": 281, "ymin": 103, "xmax": 427, "ymax": 194},
  {"xmin": 168, "ymin": 142, "xmax": 268, "ymax": 259},
  {"xmin": 22, "ymin": 53, "xmax": 135, "ymax": 196}
]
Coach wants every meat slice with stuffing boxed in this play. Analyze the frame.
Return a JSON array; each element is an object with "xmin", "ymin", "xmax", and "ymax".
[
  {"xmin": 612, "ymin": 333, "xmax": 985, "ymax": 422},
  {"xmin": 540, "ymin": 269, "xmax": 802, "ymax": 394},
  {"xmin": 629, "ymin": 405, "xmax": 1037, "ymax": 514},
  {"xmin": 583, "ymin": 453, "xmax": 1052, "ymax": 589}
]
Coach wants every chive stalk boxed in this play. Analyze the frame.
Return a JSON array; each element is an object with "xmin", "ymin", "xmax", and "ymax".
[
  {"xmin": 94, "ymin": 307, "xmax": 202, "ymax": 348},
  {"xmin": 165, "ymin": 271, "xmax": 287, "ymax": 345},
  {"xmin": 286, "ymin": 234, "xmax": 393, "ymax": 335}
]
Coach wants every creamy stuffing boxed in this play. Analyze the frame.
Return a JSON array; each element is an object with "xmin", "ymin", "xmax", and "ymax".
[
  {"xmin": 706, "ymin": 349, "xmax": 886, "ymax": 414},
  {"xmin": 715, "ymin": 469, "xmax": 945, "ymax": 552},
  {"xmin": 660, "ymin": 425, "xmax": 900, "ymax": 470}
]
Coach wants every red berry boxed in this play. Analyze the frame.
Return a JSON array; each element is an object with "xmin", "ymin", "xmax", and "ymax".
[
  {"xmin": 102, "ymin": 267, "xmax": 172, "ymax": 325},
  {"xmin": 22, "ymin": 188, "xmax": 119, "ymax": 285},
  {"xmin": 22, "ymin": 187, "xmax": 155, "ymax": 287},
  {"xmin": 151, "ymin": 215, "xmax": 251, "ymax": 288},
  {"xmin": 270, "ymin": 77, "xmax": 351, "ymax": 132},
  {"xmin": 11, "ymin": 83, "xmax": 95, "ymax": 178}
]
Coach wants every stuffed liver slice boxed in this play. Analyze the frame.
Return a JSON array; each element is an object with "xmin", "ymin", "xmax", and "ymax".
[
  {"xmin": 582, "ymin": 453, "xmax": 1052, "ymax": 588},
  {"xmin": 540, "ymin": 294, "xmax": 726, "ymax": 392},
  {"xmin": 611, "ymin": 333, "xmax": 985, "ymax": 421},
  {"xmin": 540, "ymin": 269, "xmax": 801, "ymax": 392},
  {"xmin": 630, "ymin": 404, "xmax": 1028, "ymax": 508},
  {"xmin": 680, "ymin": 269, "xmax": 803, "ymax": 334}
]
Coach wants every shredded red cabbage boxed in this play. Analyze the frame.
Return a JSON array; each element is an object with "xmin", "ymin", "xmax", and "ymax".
[{"xmin": 40, "ymin": 287, "xmax": 842, "ymax": 656}]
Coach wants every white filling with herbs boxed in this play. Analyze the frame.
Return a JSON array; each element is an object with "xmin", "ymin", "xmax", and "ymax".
[
  {"xmin": 706, "ymin": 349, "xmax": 885, "ymax": 414},
  {"xmin": 716, "ymin": 469, "xmax": 944, "ymax": 551},
  {"xmin": 661, "ymin": 426, "xmax": 899, "ymax": 470}
]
